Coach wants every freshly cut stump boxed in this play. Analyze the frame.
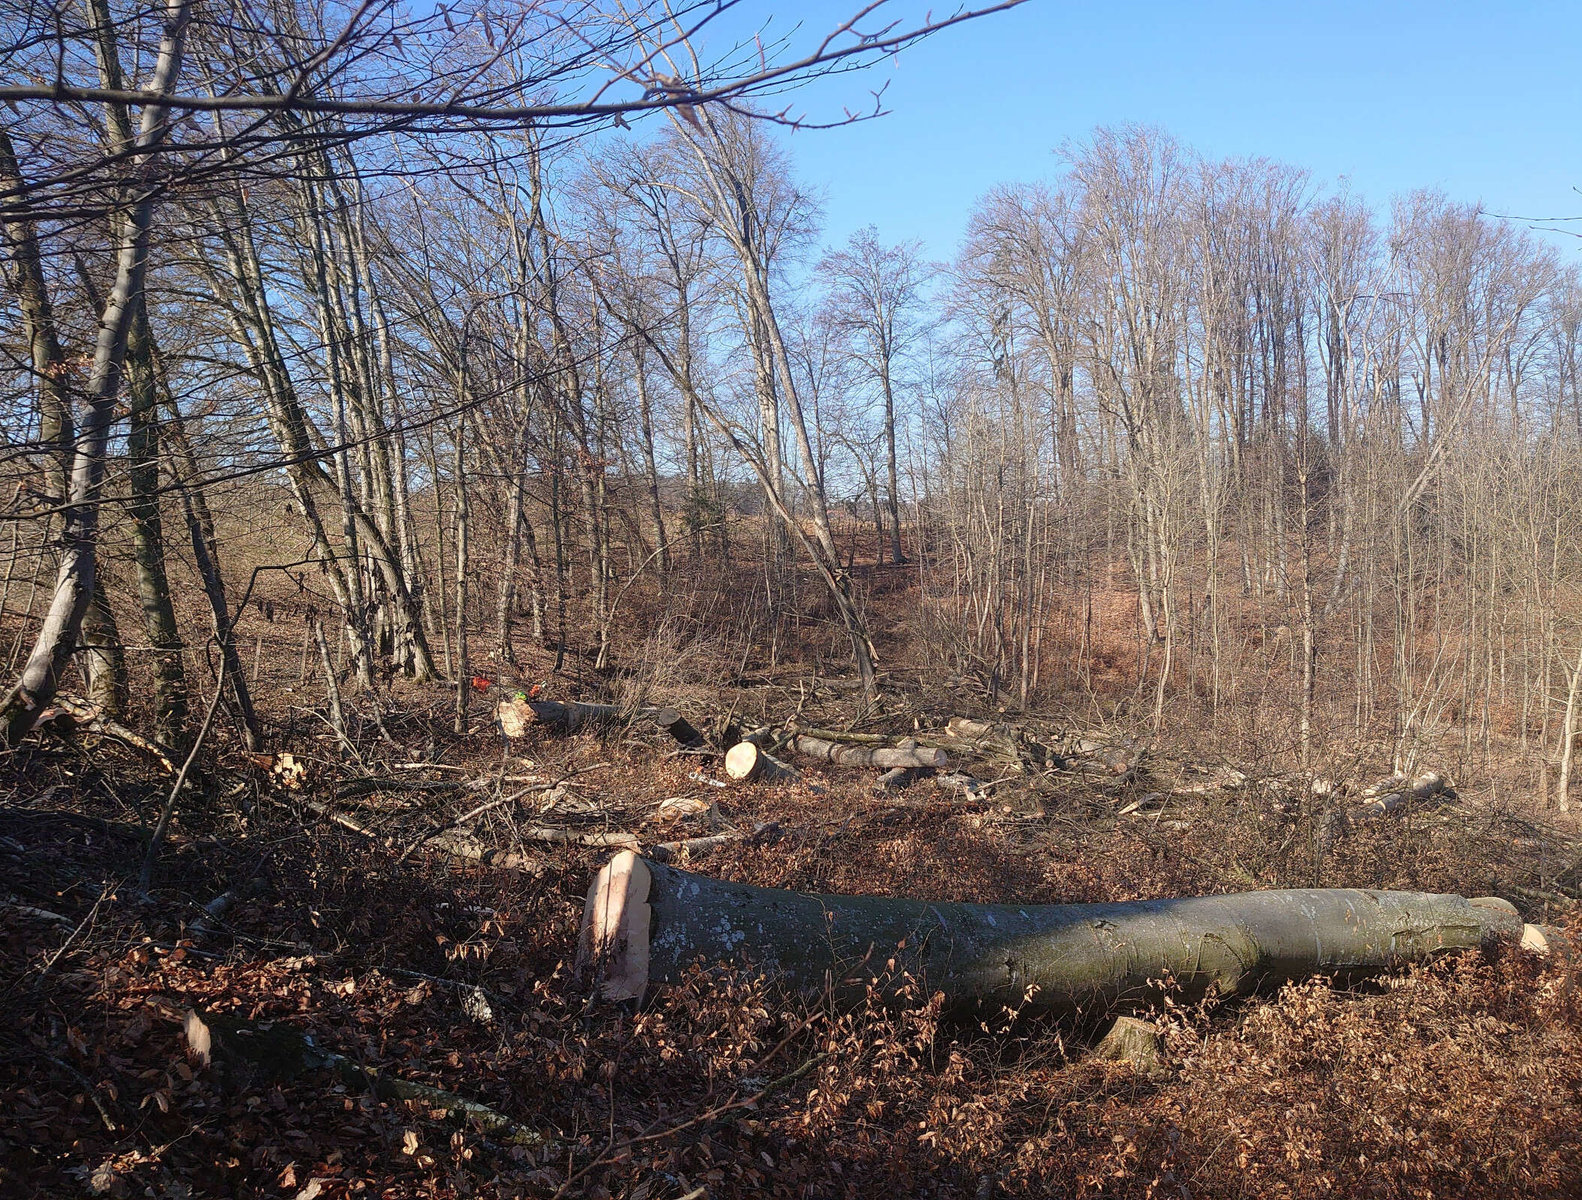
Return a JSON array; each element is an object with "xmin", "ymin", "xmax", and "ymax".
[{"xmin": 577, "ymin": 852, "xmax": 1536, "ymax": 1015}]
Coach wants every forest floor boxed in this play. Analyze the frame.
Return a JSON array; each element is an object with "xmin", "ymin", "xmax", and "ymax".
[{"xmin": 4, "ymin": 647, "xmax": 1582, "ymax": 1199}]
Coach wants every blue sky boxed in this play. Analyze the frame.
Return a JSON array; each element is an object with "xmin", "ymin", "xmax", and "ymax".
[{"xmin": 703, "ymin": 0, "xmax": 1582, "ymax": 261}]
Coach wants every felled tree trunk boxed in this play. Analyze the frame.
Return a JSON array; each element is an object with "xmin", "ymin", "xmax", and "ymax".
[
  {"xmin": 786, "ymin": 734, "xmax": 946, "ymax": 771},
  {"xmin": 496, "ymin": 697, "xmax": 702, "ymax": 746},
  {"xmin": 1350, "ymin": 771, "xmax": 1448, "ymax": 819},
  {"xmin": 578, "ymin": 852, "xmax": 1534, "ymax": 1015},
  {"xmin": 724, "ymin": 741, "xmax": 801, "ymax": 784}
]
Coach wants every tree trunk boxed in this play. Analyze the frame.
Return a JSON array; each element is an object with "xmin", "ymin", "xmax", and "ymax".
[
  {"xmin": 160, "ymin": 386, "xmax": 260, "ymax": 750},
  {"xmin": 496, "ymin": 696, "xmax": 701, "ymax": 745},
  {"xmin": 882, "ymin": 372, "xmax": 905, "ymax": 564},
  {"xmin": 78, "ymin": 580, "xmax": 127, "ymax": 717},
  {"xmin": 1, "ymin": 0, "xmax": 191, "ymax": 743},
  {"xmin": 0, "ymin": 127, "xmax": 73, "ymax": 501},
  {"xmin": 311, "ymin": 614, "xmax": 346, "ymax": 741},
  {"xmin": 453, "ymin": 413, "xmax": 470, "ymax": 736},
  {"xmin": 786, "ymin": 734, "xmax": 946, "ymax": 771},
  {"xmin": 125, "ymin": 302, "xmax": 187, "ymax": 742},
  {"xmin": 633, "ymin": 344, "xmax": 671, "ymax": 575},
  {"xmin": 579, "ymin": 853, "xmax": 1532, "ymax": 1014},
  {"xmin": 1557, "ymin": 641, "xmax": 1582, "ymax": 814},
  {"xmin": 724, "ymin": 741, "xmax": 801, "ymax": 784}
]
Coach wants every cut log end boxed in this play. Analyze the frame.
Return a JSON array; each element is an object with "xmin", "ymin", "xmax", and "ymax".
[
  {"xmin": 575, "ymin": 850, "xmax": 652, "ymax": 1002},
  {"xmin": 725, "ymin": 741, "xmax": 801, "ymax": 784},
  {"xmin": 725, "ymin": 741, "xmax": 763, "ymax": 782},
  {"xmin": 184, "ymin": 1009, "xmax": 212, "ymax": 1067},
  {"xmin": 1521, "ymin": 923, "xmax": 1564, "ymax": 957}
]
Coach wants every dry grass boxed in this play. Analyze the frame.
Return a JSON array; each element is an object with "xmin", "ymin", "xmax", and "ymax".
[
  {"xmin": 4, "ymin": 701, "xmax": 1580, "ymax": 1198},
  {"xmin": 4, "ymin": 538, "xmax": 1582, "ymax": 1198}
]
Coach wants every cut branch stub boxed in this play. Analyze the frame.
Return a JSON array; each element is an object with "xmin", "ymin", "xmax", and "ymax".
[{"xmin": 577, "ymin": 853, "xmax": 1535, "ymax": 1017}]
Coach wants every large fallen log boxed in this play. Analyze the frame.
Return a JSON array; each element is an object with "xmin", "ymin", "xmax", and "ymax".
[
  {"xmin": 786, "ymin": 733, "xmax": 947, "ymax": 771},
  {"xmin": 1350, "ymin": 770, "xmax": 1449, "ymax": 819},
  {"xmin": 577, "ymin": 852, "xmax": 1538, "ymax": 1015},
  {"xmin": 496, "ymin": 697, "xmax": 701, "ymax": 745}
]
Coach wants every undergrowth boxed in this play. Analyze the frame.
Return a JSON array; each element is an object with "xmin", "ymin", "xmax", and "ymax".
[{"xmin": 2, "ymin": 682, "xmax": 1579, "ymax": 1199}]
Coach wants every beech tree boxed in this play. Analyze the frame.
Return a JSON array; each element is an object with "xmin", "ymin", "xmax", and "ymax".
[
  {"xmin": 0, "ymin": 0, "xmax": 1020, "ymax": 739},
  {"xmin": 3, "ymin": 4, "xmax": 1579, "ymax": 810},
  {"xmin": 819, "ymin": 227, "xmax": 932, "ymax": 565}
]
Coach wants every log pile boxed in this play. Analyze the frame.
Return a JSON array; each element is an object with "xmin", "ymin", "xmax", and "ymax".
[{"xmin": 491, "ymin": 688, "xmax": 1160, "ymax": 804}]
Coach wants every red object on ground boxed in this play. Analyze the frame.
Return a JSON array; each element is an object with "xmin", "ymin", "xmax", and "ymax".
[{"xmin": 471, "ymin": 676, "xmax": 492, "ymax": 693}]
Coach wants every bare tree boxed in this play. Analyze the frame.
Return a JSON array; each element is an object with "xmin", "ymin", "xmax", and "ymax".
[{"xmin": 819, "ymin": 227, "xmax": 931, "ymax": 564}]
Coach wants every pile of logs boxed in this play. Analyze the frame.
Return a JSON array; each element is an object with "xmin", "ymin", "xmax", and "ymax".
[
  {"xmin": 490, "ymin": 694, "xmax": 1157, "ymax": 808},
  {"xmin": 267, "ymin": 684, "xmax": 1582, "ymax": 1025},
  {"xmin": 1347, "ymin": 770, "xmax": 1451, "ymax": 819},
  {"xmin": 292, "ymin": 689, "xmax": 1498, "ymax": 888}
]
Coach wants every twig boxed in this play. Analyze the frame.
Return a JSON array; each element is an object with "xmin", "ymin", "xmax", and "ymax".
[
  {"xmin": 394, "ymin": 785, "xmax": 546, "ymax": 864},
  {"xmin": 48, "ymin": 1054, "xmax": 118, "ymax": 1132},
  {"xmin": 140, "ymin": 652, "xmax": 229, "ymax": 892},
  {"xmin": 35, "ymin": 883, "xmax": 113, "ymax": 983}
]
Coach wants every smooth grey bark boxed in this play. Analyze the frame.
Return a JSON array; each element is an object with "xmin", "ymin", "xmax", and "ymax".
[
  {"xmin": 149, "ymin": 348, "xmax": 259, "ymax": 749},
  {"xmin": 1, "ymin": 0, "xmax": 190, "ymax": 743},
  {"xmin": 0, "ymin": 127, "xmax": 128, "ymax": 719},
  {"xmin": 490, "ymin": 421, "xmax": 531, "ymax": 666},
  {"xmin": 78, "ymin": 580, "xmax": 127, "ymax": 716},
  {"xmin": 453, "ymin": 412, "xmax": 470, "ymax": 736},
  {"xmin": 785, "ymin": 734, "xmax": 947, "ymax": 770},
  {"xmin": 84, "ymin": 0, "xmax": 184, "ymax": 737},
  {"xmin": 311, "ymin": 613, "xmax": 346, "ymax": 740},
  {"xmin": 0, "ymin": 127, "xmax": 72, "ymax": 501},
  {"xmin": 580, "ymin": 853, "xmax": 1530, "ymax": 1015},
  {"xmin": 632, "ymin": 343, "xmax": 671, "ymax": 575},
  {"xmin": 125, "ymin": 304, "xmax": 187, "ymax": 741}
]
